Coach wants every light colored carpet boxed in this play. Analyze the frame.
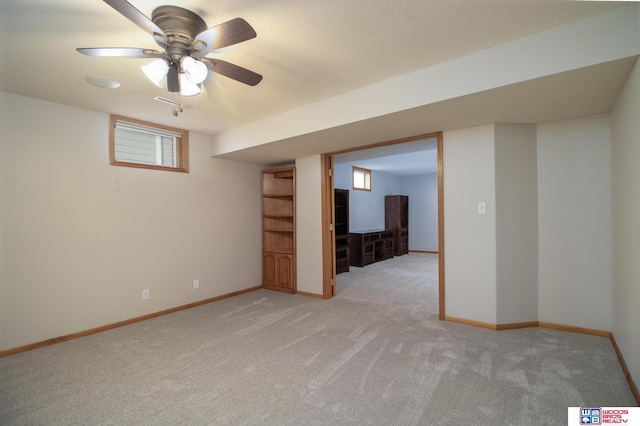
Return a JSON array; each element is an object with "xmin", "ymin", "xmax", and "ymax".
[{"xmin": 0, "ymin": 253, "xmax": 635, "ymax": 425}]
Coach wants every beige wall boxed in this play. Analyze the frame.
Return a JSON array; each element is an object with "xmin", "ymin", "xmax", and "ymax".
[
  {"xmin": 0, "ymin": 93, "xmax": 264, "ymax": 351},
  {"xmin": 444, "ymin": 118, "xmax": 613, "ymax": 330},
  {"xmin": 495, "ymin": 124, "xmax": 538, "ymax": 324},
  {"xmin": 537, "ymin": 114, "xmax": 612, "ymax": 331},
  {"xmin": 611, "ymin": 58, "xmax": 640, "ymax": 393},
  {"xmin": 443, "ymin": 124, "xmax": 498, "ymax": 324},
  {"xmin": 295, "ymin": 155, "xmax": 323, "ymax": 296},
  {"xmin": 444, "ymin": 123, "xmax": 539, "ymax": 325}
]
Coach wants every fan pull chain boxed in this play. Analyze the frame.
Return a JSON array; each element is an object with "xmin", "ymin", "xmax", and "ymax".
[{"xmin": 171, "ymin": 92, "xmax": 183, "ymax": 116}]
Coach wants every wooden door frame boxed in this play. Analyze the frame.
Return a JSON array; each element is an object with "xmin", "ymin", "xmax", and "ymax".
[
  {"xmin": 320, "ymin": 154, "xmax": 335, "ymax": 298},
  {"xmin": 321, "ymin": 132, "xmax": 445, "ymax": 320}
]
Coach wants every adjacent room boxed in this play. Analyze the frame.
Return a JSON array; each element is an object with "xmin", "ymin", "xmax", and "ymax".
[
  {"xmin": 1, "ymin": 0, "xmax": 639, "ymax": 424},
  {"xmin": 332, "ymin": 138, "xmax": 439, "ymax": 290}
]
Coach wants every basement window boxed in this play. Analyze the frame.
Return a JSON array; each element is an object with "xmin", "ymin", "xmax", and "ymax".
[
  {"xmin": 352, "ymin": 166, "xmax": 371, "ymax": 191},
  {"xmin": 109, "ymin": 115, "xmax": 189, "ymax": 173}
]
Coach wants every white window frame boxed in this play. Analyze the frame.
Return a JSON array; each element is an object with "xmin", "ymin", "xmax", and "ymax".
[
  {"xmin": 352, "ymin": 166, "xmax": 372, "ymax": 191},
  {"xmin": 109, "ymin": 115, "xmax": 189, "ymax": 173}
]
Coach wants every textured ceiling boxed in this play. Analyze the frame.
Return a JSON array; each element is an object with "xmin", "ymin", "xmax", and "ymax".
[{"xmin": 0, "ymin": 0, "xmax": 627, "ymax": 138}]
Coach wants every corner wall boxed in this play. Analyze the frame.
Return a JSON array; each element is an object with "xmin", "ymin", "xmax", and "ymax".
[
  {"xmin": 443, "ymin": 124, "xmax": 497, "ymax": 324},
  {"xmin": 611, "ymin": 58, "xmax": 640, "ymax": 396},
  {"xmin": 0, "ymin": 93, "xmax": 264, "ymax": 351},
  {"xmin": 444, "ymin": 123, "xmax": 540, "ymax": 325},
  {"xmin": 495, "ymin": 124, "xmax": 538, "ymax": 324},
  {"xmin": 537, "ymin": 114, "xmax": 612, "ymax": 331}
]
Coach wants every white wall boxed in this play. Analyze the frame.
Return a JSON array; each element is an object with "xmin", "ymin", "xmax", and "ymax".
[
  {"xmin": 400, "ymin": 173, "xmax": 438, "ymax": 252},
  {"xmin": 494, "ymin": 124, "xmax": 538, "ymax": 324},
  {"xmin": 295, "ymin": 155, "xmax": 323, "ymax": 295},
  {"xmin": 537, "ymin": 114, "xmax": 612, "ymax": 331},
  {"xmin": 443, "ymin": 124, "xmax": 497, "ymax": 324},
  {"xmin": 611, "ymin": 58, "xmax": 640, "ymax": 393},
  {"xmin": 0, "ymin": 92, "xmax": 264, "ymax": 351}
]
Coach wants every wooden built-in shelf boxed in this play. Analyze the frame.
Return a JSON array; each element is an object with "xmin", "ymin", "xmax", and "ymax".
[
  {"xmin": 262, "ymin": 168, "xmax": 296, "ymax": 294},
  {"xmin": 272, "ymin": 169, "xmax": 294, "ymax": 179},
  {"xmin": 263, "ymin": 193, "xmax": 294, "ymax": 198},
  {"xmin": 264, "ymin": 247, "xmax": 294, "ymax": 254}
]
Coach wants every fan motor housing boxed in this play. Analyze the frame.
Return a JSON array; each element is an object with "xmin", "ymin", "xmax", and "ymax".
[{"xmin": 152, "ymin": 6, "xmax": 207, "ymax": 60}]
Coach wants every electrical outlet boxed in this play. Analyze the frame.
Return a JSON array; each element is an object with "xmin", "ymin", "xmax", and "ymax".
[
  {"xmin": 142, "ymin": 289, "xmax": 150, "ymax": 300},
  {"xmin": 193, "ymin": 279, "xmax": 199, "ymax": 289}
]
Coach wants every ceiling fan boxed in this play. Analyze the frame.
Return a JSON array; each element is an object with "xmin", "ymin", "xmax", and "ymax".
[{"xmin": 77, "ymin": 0, "xmax": 262, "ymax": 97}]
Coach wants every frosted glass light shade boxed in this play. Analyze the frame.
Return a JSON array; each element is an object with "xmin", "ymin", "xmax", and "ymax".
[
  {"xmin": 181, "ymin": 56, "xmax": 208, "ymax": 84},
  {"xmin": 142, "ymin": 59, "xmax": 169, "ymax": 87},
  {"xmin": 179, "ymin": 74, "xmax": 202, "ymax": 96}
]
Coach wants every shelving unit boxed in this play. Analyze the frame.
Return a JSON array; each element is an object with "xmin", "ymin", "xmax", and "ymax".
[
  {"xmin": 385, "ymin": 195, "xmax": 409, "ymax": 256},
  {"xmin": 349, "ymin": 229, "xmax": 394, "ymax": 267},
  {"xmin": 334, "ymin": 189, "xmax": 350, "ymax": 274},
  {"xmin": 262, "ymin": 168, "xmax": 295, "ymax": 293}
]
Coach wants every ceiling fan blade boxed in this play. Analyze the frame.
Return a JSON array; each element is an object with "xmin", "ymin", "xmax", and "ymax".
[
  {"xmin": 103, "ymin": 0, "xmax": 166, "ymax": 36},
  {"xmin": 77, "ymin": 47, "xmax": 166, "ymax": 58},
  {"xmin": 200, "ymin": 58, "xmax": 262, "ymax": 86},
  {"xmin": 192, "ymin": 18, "xmax": 257, "ymax": 59}
]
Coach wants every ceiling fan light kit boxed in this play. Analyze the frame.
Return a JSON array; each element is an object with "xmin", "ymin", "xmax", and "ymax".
[
  {"xmin": 77, "ymin": 0, "xmax": 262, "ymax": 112},
  {"xmin": 179, "ymin": 74, "xmax": 202, "ymax": 96},
  {"xmin": 181, "ymin": 56, "xmax": 208, "ymax": 84},
  {"xmin": 141, "ymin": 59, "xmax": 169, "ymax": 87}
]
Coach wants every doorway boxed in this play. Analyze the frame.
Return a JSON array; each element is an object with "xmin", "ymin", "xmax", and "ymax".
[{"xmin": 320, "ymin": 132, "xmax": 445, "ymax": 320}]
